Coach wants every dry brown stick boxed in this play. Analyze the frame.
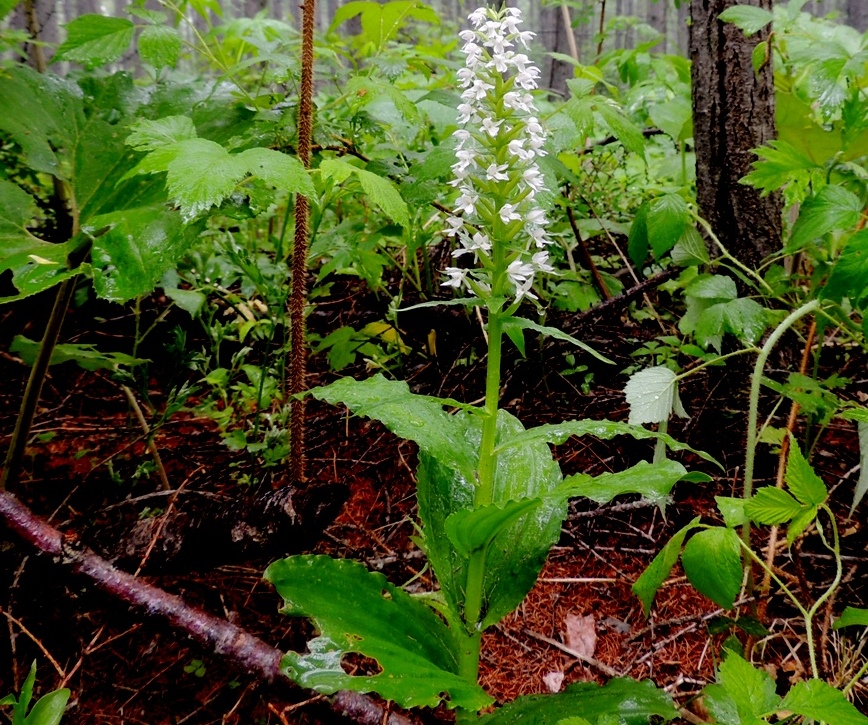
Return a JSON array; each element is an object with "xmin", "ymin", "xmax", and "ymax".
[
  {"xmin": 566, "ymin": 206, "xmax": 611, "ymax": 300},
  {"xmin": 121, "ymin": 385, "xmax": 171, "ymax": 492},
  {"xmin": 0, "ymin": 489, "xmax": 415, "ymax": 725},
  {"xmin": 0, "ymin": 606, "xmax": 66, "ymax": 679},
  {"xmin": 523, "ymin": 628, "xmax": 621, "ymax": 677}
]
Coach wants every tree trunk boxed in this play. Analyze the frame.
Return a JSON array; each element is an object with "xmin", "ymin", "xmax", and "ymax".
[
  {"xmin": 849, "ymin": 0, "xmax": 868, "ymax": 31},
  {"xmin": 647, "ymin": 0, "xmax": 668, "ymax": 54},
  {"xmin": 689, "ymin": 0, "xmax": 782, "ymax": 268}
]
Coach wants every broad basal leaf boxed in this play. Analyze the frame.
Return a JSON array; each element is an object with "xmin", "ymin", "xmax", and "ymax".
[
  {"xmin": 624, "ymin": 365, "xmax": 688, "ymax": 425},
  {"xmin": 55, "ymin": 15, "xmax": 135, "ymax": 68},
  {"xmin": 633, "ymin": 518, "xmax": 701, "ymax": 616},
  {"xmin": 0, "ymin": 181, "xmax": 43, "ymax": 256},
  {"xmin": 310, "ymin": 374, "xmax": 477, "ymax": 481},
  {"xmin": 495, "ymin": 419, "xmax": 718, "ymax": 464},
  {"xmin": 682, "ymin": 528, "xmax": 743, "ymax": 609},
  {"xmin": 477, "ymin": 678, "xmax": 678, "ymax": 725},
  {"xmin": 595, "ymin": 101, "xmax": 646, "ymax": 160},
  {"xmin": 10, "ymin": 336, "xmax": 148, "ymax": 372},
  {"xmin": 562, "ymin": 460, "xmax": 689, "ymax": 509},
  {"xmin": 264, "ymin": 555, "xmax": 492, "ymax": 711},
  {"xmin": 0, "ymin": 236, "xmax": 88, "ymax": 303},
  {"xmin": 781, "ymin": 679, "xmax": 868, "ymax": 725},
  {"xmin": 502, "ymin": 317, "xmax": 611, "ymax": 364}
]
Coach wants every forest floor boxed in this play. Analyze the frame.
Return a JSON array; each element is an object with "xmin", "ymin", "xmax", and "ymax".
[{"xmin": 1, "ymin": 273, "xmax": 867, "ymax": 724}]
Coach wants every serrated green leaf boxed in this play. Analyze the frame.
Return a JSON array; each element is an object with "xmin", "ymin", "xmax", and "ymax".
[
  {"xmin": 649, "ymin": 97, "xmax": 692, "ymax": 142},
  {"xmin": 788, "ymin": 185, "xmax": 862, "ymax": 252},
  {"xmin": 165, "ymin": 138, "xmax": 249, "ymax": 218},
  {"xmin": 825, "ymin": 229, "xmax": 868, "ymax": 305},
  {"xmin": 787, "ymin": 505, "xmax": 817, "ymax": 546},
  {"xmin": 633, "ymin": 518, "xmax": 701, "ymax": 616},
  {"xmin": 720, "ymin": 297, "xmax": 768, "ymax": 346},
  {"xmin": 718, "ymin": 5, "xmax": 774, "ymax": 36},
  {"xmin": 595, "ymin": 102, "xmax": 646, "ymax": 159},
  {"xmin": 834, "ymin": 606, "xmax": 868, "ymax": 630},
  {"xmin": 264, "ymin": 555, "xmax": 491, "ymax": 711},
  {"xmin": 330, "ymin": 1, "xmax": 437, "ymax": 50},
  {"xmin": 138, "ymin": 25, "xmax": 181, "ymax": 69},
  {"xmin": 647, "ymin": 194, "xmax": 689, "ymax": 259},
  {"xmin": 685, "ymin": 274, "xmax": 738, "ymax": 301},
  {"xmin": 310, "ymin": 374, "xmax": 477, "ymax": 481},
  {"xmin": 445, "ymin": 499, "xmax": 542, "ymax": 557},
  {"xmin": 55, "ymin": 15, "xmax": 135, "ymax": 68},
  {"xmin": 320, "ymin": 158, "xmax": 409, "ymax": 227},
  {"xmin": 741, "ymin": 140, "xmax": 821, "ymax": 197},
  {"xmin": 624, "ymin": 365, "xmax": 687, "ymax": 426},
  {"xmin": 704, "ymin": 651, "xmax": 780, "ymax": 725},
  {"xmin": 501, "ymin": 317, "xmax": 611, "ymax": 364},
  {"xmin": 745, "ymin": 487, "xmax": 803, "ymax": 524},
  {"xmin": 126, "ymin": 116, "xmax": 198, "ymax": 151},
  {"xmin": 716, "ymin": 496, "xmax": 748, "ymax": 528},
  {"xmin": 477, "ymin": 678, "xmax": 678, "ymax": 725},
  {"xmin": 495, "ymin": 419, "xmax": 717, "ymax": 464},
  {"xmin": 781, "ymin": 679, "xmax": 868, "ymax": 725},
  {"xmin": 682, "ymin": 528, "xmax": 742, "ymax": 609},
  {"xmin": 785, "ymin": 442, "xmax": 827, "ymax": 506},
  {"xmin": 236, "ymin": 147, "xmax": 315, "ymax": 196},
  {"xmin": 562, "ymin": 460, "xmax": 688, "ymax": 508}
]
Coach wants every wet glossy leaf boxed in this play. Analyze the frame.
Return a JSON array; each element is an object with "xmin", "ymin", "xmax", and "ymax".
[
  {"xmin": 20, "ymin": 687, "xmax": 69, "ymax": 725},
  {"xmin": 788, "ymin": 185, "xmax": 862, "ymax": 252},
  {"xmin": 10, "ymin": 336, "xmax": 148, "ymax": 372},
  {"xmin": 265, "ymin": 555, "xmax": 492, "ymax": 711},
  {"xmin": 0, "ymin": 181, "xmax": 43, "ymax": 256},
  {"xmin": 834, "ymin": 606, "xmax": 868, "ymax": 629},
  {"xmin": 138, "ymin": 25, "xmax": 181, "ymax": 69},
  {"xmin": 477, "ymin": 678, "xmax": 678, "ymax": 725},
  {"xmin": 647, "ymin": 193, "xmax": 689, "ymax": 259},
  {"xmin": 825, "ymin": 230, "xmax": 868, "ymax": 305},
  {"xmin": 716, "ymin": 496, "xmax": 748, "ymax": 528},
  {"xmin": 55, "ymin": 15, "xmax": 135, "ymax": 68},
  {"xmin": 682, "ymin": 528, "xmax": 742, "ymax": 609},
  {"xmin": 445, "ymin": 499, "xmax": 542, "ymax": 557},
  {"xmin": 624, "ymin": 366, "xmax": 687, "ymax": 425},
  {"xmin": 781, "ymin": 679, "xmax": 868, "ymax": 725},
  {"xmin": 502, "ymin": 317, "xmax": 611, "ymax": 364},
  {"xmin": 633, "ymin": 518, "xmax": 701, "ymax": 616},
  {"xmin": 562, "ymin": 460, "xmax": 689, "ymax": 509}
]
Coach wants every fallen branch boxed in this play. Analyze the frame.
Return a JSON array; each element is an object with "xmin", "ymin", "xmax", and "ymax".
[
  {"xmin": 0, "ymin": 489, "xmax": 414, "ymax": 725},
  {"xmin": 569, "ymin": 267, "xmax": 679, "ymax": 329}
]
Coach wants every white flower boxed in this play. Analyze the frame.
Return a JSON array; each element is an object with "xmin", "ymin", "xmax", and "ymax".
[
  {"xmin": 499, "ymin": 203, "xmax": 521, "ymax": 224},
  {"xmin": 486, "ymin": 163, "xmax": 509, "ymax": 181},
  {"xmin": 442, "ymin": 267, "xmax": 468, "ymax": 288},
  {"xmin": 481, "ymin": 117, "xmax": 502, "ymax": 137},
  {"xmin": 532, "ymin": 251, "xmax": 555, "ymax": 273}
]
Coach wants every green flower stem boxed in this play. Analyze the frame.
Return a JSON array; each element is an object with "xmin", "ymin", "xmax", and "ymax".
[
  {"xmin": 674, "ymin": 347, "xmax": 759, "ymax": 383},
  {"xmin": 742, "ymin": 300, "xmax": 820, "ymax": 557},
  {"xmin": 694, "ymin": 215, "xmax": 775, "ymax": 295},
  {"xmin": 477, "ymin": 310, "xmax": 504, "ymax": 507}
]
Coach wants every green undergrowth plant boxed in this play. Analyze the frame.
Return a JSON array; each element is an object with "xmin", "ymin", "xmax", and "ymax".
[
  {"xmin": 0, "ymin": 662, "xmax": 69, "ymax": 725},
  {"xmin": 265, "ymin": 8, "xmax": 717, "ymax": 723}
]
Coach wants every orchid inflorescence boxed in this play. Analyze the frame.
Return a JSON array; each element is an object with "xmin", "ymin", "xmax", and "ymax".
[{"xmin": 443, "ymin": 6, "xmax": 553, "ymax": 302}]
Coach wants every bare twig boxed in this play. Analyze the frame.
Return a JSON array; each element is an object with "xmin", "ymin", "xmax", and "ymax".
[
  {"xmin": 122, "ymin": 385, "xmax": 171, "ymax": 492},
  {"xmin": 523, "ymin": 628, "xmax": 621, "ymax": 677}
]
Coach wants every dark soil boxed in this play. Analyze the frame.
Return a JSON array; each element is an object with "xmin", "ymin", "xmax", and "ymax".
[{"xmin": 1, "ymin": 275, "xmax": 867, "ymax": 724}]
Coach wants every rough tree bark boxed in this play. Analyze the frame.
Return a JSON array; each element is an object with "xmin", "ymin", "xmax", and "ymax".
[
  {"xmin": 849, "ymin": 0, "xmax": 868, "ymax": 31},
  {"xmin": 690, "ymin": 0, "xmax": 782, "ymax": 268}
]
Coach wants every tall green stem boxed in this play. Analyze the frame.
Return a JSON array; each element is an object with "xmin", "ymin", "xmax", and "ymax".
[{"xmin": 742, "ymin": 300, "xmax": 820, "ymax": 576}]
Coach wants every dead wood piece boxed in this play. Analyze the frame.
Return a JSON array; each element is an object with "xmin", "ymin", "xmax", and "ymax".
[{"xmin": 0, "ymin": 489, "xmax": 414, "ymax": 725}]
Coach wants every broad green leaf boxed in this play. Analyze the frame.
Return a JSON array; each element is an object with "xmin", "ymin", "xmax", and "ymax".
[
  {"xmin": 624, "ymin": 365, "xmax": 687, "ymax": 425},
  {"xmin": 633, "ymin": 518, "xmax": 701, "ymax": 616},
  {"xmin": 716, "ymin": 497, "xmax": 748, "ymax": 528},
  {"xmin": 781, "ymin": 679, "xmax": 868, "ymax": 725},
  {"xmin": 647, "ymin": 194, "xmax": 689, "ymax": 259},
  {"xmin": 562, "ymin": 460, "xmax": 688, "ymax": 509},
  {"xmin": 236, "ymin": 147, "xmax": 316, "ymax": 197},
  {"xmin": 0, "ymin": 181, "xmax": 43, "ymax": 255},
  {"xmin": 126, "ymin": 116, "xmax": 198, "ymax": 151},
  {"xmin": 682, "ymin": 528, "xmax": 742, "ymax": 609},
  {"xmin": 704, "ymin": 651, "xmax": 779, "ymax": 725},
  {"xmin": 138, "ymin": 25, "xmax": 181, "ymax": 69},
  {"xmin": 264, "ymin": 556, "xmax": 492, "ymax": 710},
  {"xmin": 825, "ymin": 229, "xmax": 868, "ymax": 305},
  {"xmin": 354, "ymin": 167, "xmax": 410, "ymax": 228},
  {"xmin": 0, "ymin": 237, "xmax": 87, "ymax": 303},
  {"xmin": 786, "ymin": 504, "xmax": 818, "ymax": 546},
  {"xmin": 164, "ymin": 287, "xmax": 205, "ymax": 317},
  {"xmin": 628, "ymin": 202, "xmax": 650, "ymax": 266},
  {"xmin": 310, "ymin": 374, "xmax": 477, "ymax": 481},
  {"xmin": 788, "ymin": 185, "xmax": 862, "ymax": 252},
  {"xmin": 501, "ymin": 317, "xmax": 611, "ymax": 364},
  {"xmin": 10, "ymin": 336, "xmax": 148, "ymax": 372},
  {"xmin": 477, "ymin": 678, "xmax": 678, "ymax": 725},
  {"xmin": 166, "ymin": 139, "xmax": 250, "ymax": 218},
  {"xmin": 20, "ymin": 687, "xmax": 69, "ymax": 725},
  {"xmin": 417, "ymin": 410, "xmax": 565, "ymax": 628},
  {"xmin": 834, "ymin": 606, "xmax": 868, "ymax": 630},
  {"xmin": 745, "ymin": 487, "xmax": 803, "ymax": 524},
  {"xmin": 445, "ymin": 499, "xmax": 541, "ymax": 557},
  {"xmin": 87, "ymin": 207, "xmax": 200, "ymax": 303},
  {"xmin": 785, "ymin": 441, "xmax": 827, "ymax": 506},
  {"xmin": 55, "ymin": 15, "xmax": 135, "ymax": 68},
  {"xmin": 495, "ymin": 419, "xmax": 717, "ymax": 464},
  {"xmin": 853, "ymin": 421, "xmax": 868, "ymax": 515},
  {"xmin": 684, "ymin": 274, "xmax": 737, "ymax": 301},
  {"xmin": 719, "ymin": 297, "xmax": 768, "ymax": 346},
  {"xmin": 671, "ymin": 227, "xmax": 710, "ymax": 267},
  {"xmin": 649, "ymin": 97, "xmax": 692, "ymax": 142},
  {"xmin": 595, "ymin": 102, "xmax": 646, "ymax": 159},
  {"xmin": 718, "ymin": 5, "xmax": 774, "ymax": 36},
  {"xmin": 330, "ymin": 1, "xmax": 438, "ymax": 50}
]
